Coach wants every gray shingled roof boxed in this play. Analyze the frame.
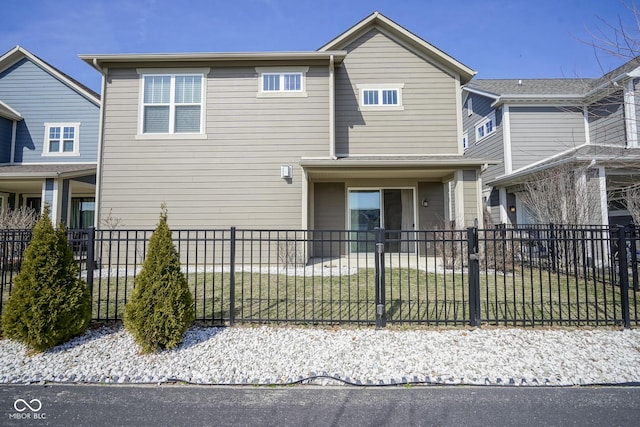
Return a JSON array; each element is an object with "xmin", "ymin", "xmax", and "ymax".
[
  {"xmin": 466, "ymin": 79, "xmax": 595, "ymax": 97},
  {"xmin": 466, "ymin": 57, "xmax": 640, "ymax": 98},
  {"xmin": 488, "ymin": 146, "xmax": 640, "ymax": 186},
  {"xmin": 0, "ymin": 164, "xmax": 96, "ymax": 178}
]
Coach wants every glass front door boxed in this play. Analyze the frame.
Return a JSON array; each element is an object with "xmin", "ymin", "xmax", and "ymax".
[
  {"xmin": 349, "ymin": 189, "xmax": 415, "ymax": 253},
  {"xmin": 349, "ymin": 190, "xmax": 381, "ymax": 253}
]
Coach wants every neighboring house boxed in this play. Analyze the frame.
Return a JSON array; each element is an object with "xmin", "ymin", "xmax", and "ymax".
[
  {"xmin": 463, "ymin": 59, "xmax": 640, "ymax": 226},
  {"xmin": 0, "ymin": 46, "xmax": 100, "ymax": 227},
  {"xmin": 80, "ymin": 12, "xmax": 493, "ymax": 254}
]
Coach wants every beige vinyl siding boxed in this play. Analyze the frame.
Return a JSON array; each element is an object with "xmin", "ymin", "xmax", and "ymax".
[
  {"xmin": 335, "ymin": 29, "xmax": 459, "ymax": 156},
  {"xmin": 417, "ymin": 181, "xmax": 445, "ymax": 229},
  {"xmin": 100, "ymin": 66, "xmax": 329, "ymax": 229},
  {"xmin": 312, "ymin": 182, "xmax": 346, "ymax": 257},
  {"xmin": 509, "ymin": 106, "xmax": 586, "ymax": 171},
  {"xmin": 589, "ymin": 92, "xmax": 626, "ymax": 146},
  {"xmin": 462, "ymin": 170, "xmax": 479, "ymax": 225}
]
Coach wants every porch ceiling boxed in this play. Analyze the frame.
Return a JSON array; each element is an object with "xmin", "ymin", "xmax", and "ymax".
[
  {"xmin": 0, "ymin": 178, "xmax": 95, "ymax": 195},
  {"xmin": 304, "ymin": 166, "xmax": 458, "ymax": 180},
  {"xmin": 301, "ymin": 155, "xmax": 495, "ymax": 180},
  {"xmin": 0, "ymin": 164, "xmax": 97, "ymax": 195}
]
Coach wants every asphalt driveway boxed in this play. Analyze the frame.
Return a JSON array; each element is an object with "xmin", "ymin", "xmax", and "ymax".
[{"xmin": 2, "ymin": 384, "xmax": 639, "ymax": 426}]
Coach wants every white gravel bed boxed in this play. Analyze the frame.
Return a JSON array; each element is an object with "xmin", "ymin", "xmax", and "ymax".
[{"xmin": 1, "ymin": 326, "xmax": 639, "ymax": 386}]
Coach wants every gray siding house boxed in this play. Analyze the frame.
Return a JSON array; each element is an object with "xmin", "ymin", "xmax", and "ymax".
[
  {"xmin": 81, "ymin": 12, "xmax": 492, "ymax": 249},
  {"xmin": 0, "ymin": 46, "xmax": 100, "ymax": 226},
  {"xmin": 463, "ymin": 59, "xmax": 640, "ymax": 226}
]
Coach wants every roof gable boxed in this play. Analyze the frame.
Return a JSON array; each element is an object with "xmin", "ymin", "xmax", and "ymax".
[
  {"xmin": 318, "ymin": 11, "xmax": 476, "ymax": 84},
  {"xmin": 0, "ymin": 46, "xmax": 100, "ymax": 105}
]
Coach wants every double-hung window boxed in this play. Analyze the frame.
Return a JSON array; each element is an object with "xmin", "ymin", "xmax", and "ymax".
[
  {"xmin": 357, "ymin": 84, "xmax": 404, "ymax": 110},
  {"xmin": 139, "ymin": 70, "xmax": 207, "ymax": 136},
  {"xmin": 475, "ymin": 111, "xmax": 496, "ymax": 143},
  {"xmin": 43, "ymin": 123, "xmax": 79, "ymax": 156},
  {"xmin": 256, "ymin": 67, "xmax": 308, "ymax": 97}
]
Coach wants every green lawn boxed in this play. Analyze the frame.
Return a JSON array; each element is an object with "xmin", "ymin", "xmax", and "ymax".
[{"xmin": 86, "ymin": 266, "xmax": 639, "ymax": 327}]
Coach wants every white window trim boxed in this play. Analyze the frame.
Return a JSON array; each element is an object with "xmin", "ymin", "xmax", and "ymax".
[
  {"xmin": 256, "ymin": 66, "xmax": 309, "ymax": 98},
  {"xmin": 462, "ymin": 132, "xmax": 469, "ymax": 150},
  {"xmin": 475, "ymin": 111, "xmax": 496, "ymax": 143},
  {"xmin": 356, "ymin": 83, "xmax": 405, "ymax": 111},
  {"xmin": 42, "ymin": 122, "xmax": 80, "ymax": 156},
  {"xmin": 136, "ymin": 68, "xmax": 209, "ymax": 139},
  {"xmin": 467, "ymin": 98, "xmax": 473, "ymax": 116}
]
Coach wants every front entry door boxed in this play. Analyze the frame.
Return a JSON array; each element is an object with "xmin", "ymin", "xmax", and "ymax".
[{"xmin": 349, "ymin": 189, "xmax": 414, "ymax": 253}]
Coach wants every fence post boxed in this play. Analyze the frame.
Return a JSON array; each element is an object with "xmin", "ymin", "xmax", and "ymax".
[
  {"xmin": 467, "ymin": 226, "xmax": 481, "ymax": 327},
  {"xmin": 629, "ymin": 224, "xmax": 638, "ymax": 292},
  {"xmin": 85, "ymin": 227, "xmax": 95, "ymax": 296},
  {"xmin": 549, "ymin": 223, "xmax": 557, "ymax": 272},
  {"xmin": 374, "ymin": 228, "xmax": 386, "ymax": 329},
  {"xmin": 229, "ymin": 227, "xmax": 236, "ymax": 326},
  {"xmin": 616, "ymin": 226, "xmax": 630, "ymax": 329}
]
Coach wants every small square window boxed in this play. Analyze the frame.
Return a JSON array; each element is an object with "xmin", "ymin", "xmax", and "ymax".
[
  {"xmin": 475, "ymin": 112, "xmax": 496, "ymax": 143},
  {"xmin": 363, "ymin": 90, "xmax": 379, "ymax": 105},
  {"xmin": 44, "ymin": 123, "xmax": 79, "ymax": 156}
]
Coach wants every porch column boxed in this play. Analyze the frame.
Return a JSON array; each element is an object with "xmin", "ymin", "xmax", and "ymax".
[
  {"xmin": 624, "ymin": 79, "xmax": 638, "ymax": 148},
  {"xmin": 454, "ymin": 170, "xmax": 465, "ymax": 227},
  {"xmin": 42, "ymin": 178, "xmax": 64, "ymax": 225},
  {"xmin": 597, "ymin": 166, "xmax": 609, "ymax": 226},
  {"xmin": 499, "ymin": 187, "xmax": 508, "ymax": 224}
]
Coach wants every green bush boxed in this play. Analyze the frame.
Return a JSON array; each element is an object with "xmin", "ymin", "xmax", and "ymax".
[
  {"xmin": 1, "ymin": 206, "xmax": 91, "ymax": 352},
  {"xmin": 123, "ymin": 205, "xmax": 194, "ymax": 353}
]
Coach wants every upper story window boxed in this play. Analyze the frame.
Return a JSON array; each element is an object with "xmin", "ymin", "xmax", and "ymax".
[
  {"xmin": 475, "ymin": 112, "xmax": 496, "ymax": 143},
  {"xmin": 263, "ymin": 73, "xmax": 301, "ymax": 92},
  {"xmin": 467, "ymin": 98, "xmax": 473, "ymax": 116},
  {"xmin": 43, "ymin": 123, "xmax": 79, "ymax": 156},
  {"xmin": 463, "ymin": 132, "xmax": 469, "ymax": 150},
  {"xmin": 136, "ymin": 68, "xmax": 209, "ymax": 138},
  {"xmin": 142, "ymin": 74, "xmax": 203, "ymax": 134},
  {"xmin": 357, "ymin": 84, "xmax": 404, "ymax": 110},
  {"xmin": 256, "ymin": 67, "xmax": 308, "ymax": 97}
]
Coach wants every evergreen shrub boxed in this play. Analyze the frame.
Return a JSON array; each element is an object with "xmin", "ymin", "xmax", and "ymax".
[
  {"xmin": 123, "ymin": 205, "xmax": 194, "ymax": 353},
  {"xmin": 1, "ymin": 206, "xmax": 91, "ymax": 352}
]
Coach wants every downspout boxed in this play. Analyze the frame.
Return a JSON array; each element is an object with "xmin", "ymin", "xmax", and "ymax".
[
  {"xmin": 93, "ymin": 58, "xmax": 107, "ymax": 228},
  {"xmin": 329, "ymin": 55, "xmax": 336, "ymax": 159}
]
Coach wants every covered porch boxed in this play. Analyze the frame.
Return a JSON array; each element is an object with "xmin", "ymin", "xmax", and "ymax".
[
  {"xmin": 301, "ymin": 156, "xmax": 489, "ymax": 257},
  {"xmin": 0, "ymin": 164, "xmax": 97, "ymax": 227}
]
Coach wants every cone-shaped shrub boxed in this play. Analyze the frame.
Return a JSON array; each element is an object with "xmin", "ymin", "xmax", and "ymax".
[
  {"xmin": 1, "ymin": 206, "xmax": 91, "ymax": 352},
  {"xmin": 124, "ymin": 205, "xmax": 194, "ymax": 353}
]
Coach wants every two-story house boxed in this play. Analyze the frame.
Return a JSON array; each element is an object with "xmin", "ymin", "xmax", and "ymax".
[
  {"xmin": 463, "ymin": 58, "xmax": 640, "ymax": 226},
  {"xmin": 81, "ymin": 12, "xmax": 492, "ymax": 253},
  {"xmin": 0, "ymin": 46, "xmax": 100, "ymax": 227}
]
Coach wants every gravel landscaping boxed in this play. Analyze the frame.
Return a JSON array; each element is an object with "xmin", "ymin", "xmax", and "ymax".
[{"xmin": 1, "ymin": 325, "xmax": 639, "ymax": 386}]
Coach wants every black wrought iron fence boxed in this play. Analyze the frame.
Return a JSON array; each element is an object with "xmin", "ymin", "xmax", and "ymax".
[{"xmin": 0, "ymin": 225, "xmax": 638, "ymax": 328}]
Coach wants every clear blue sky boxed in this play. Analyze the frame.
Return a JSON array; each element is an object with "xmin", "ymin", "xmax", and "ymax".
[{"xmin": 1, "ymin": 0, "xmax": 637, "ymax": 93}]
